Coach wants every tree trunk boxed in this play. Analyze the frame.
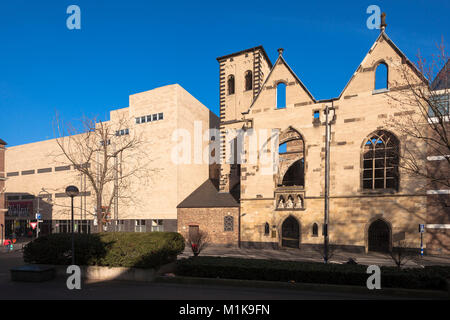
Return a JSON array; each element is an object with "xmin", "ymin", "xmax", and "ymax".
[{"xmin": 96, "ymin": 193, "xmax": 103, "ymax": 233}]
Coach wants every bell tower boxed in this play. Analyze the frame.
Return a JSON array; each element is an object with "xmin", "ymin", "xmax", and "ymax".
[{"xmin": 216, "ymin": 46, "xmax": 272, "ymax": 192}]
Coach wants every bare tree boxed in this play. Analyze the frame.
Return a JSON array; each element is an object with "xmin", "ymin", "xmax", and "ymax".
[
  {"xmin": 187, "ymin": 230, "xmax": 209, "ymax": 257},
  {"xmin": 389, "ymin": 240, "xmax": 418, "ymax": 270},
  {"xmin": 387, "ymin": 39, "xmax": 449, "ymax": 190},
  {"xmin": 54, "ymin": 113, "xmax": 153, "ymax": 232},
  {"xmin": 311, "ymin": 242, "xmax": 337, "ymax": 263}
]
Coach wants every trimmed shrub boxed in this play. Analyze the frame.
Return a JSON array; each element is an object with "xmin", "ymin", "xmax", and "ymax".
[
  {"xmin": 24, "ymin": 232, "xmax": 185, "ymax": 269},
  {"xmin": 176, "ymin": 257, "xmax": 449, "ymax": 291}
]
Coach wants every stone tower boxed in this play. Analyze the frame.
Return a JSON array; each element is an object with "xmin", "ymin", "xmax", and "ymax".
[{"xmin": 216, "ymin": 46, "xmax": 272, "ymax": 192}]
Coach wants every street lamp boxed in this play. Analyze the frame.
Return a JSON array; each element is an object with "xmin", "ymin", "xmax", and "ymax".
[
  {"xmin": 37, "ymin": 188, "xmax": 52, "ymax": 238},
  {"xmin": 65, "ymin": 185, "xmax": 79, "ymax": 265},
  {"xmin": 323, "ymin": 102, "xmax": 336, "ymax": 264}
]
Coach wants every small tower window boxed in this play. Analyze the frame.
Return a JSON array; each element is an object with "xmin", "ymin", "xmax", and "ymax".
[
  {"xmin": 228, "ymin": 75, "xmax": 235, "ymax": 95},
  {"xmin": 245, "ymin": 70, "xmax": 253, "ymax": 91},
  {"xmin": 276, "ymin": 82, "xmax": 286, "ymax": 109},
  {"xmin": 375, "ymin": 62, "xmax": 388, "ymax": 91},
  {"xmin": 313, "ymin": 110, "xmax": 320, "ymax": 119}
]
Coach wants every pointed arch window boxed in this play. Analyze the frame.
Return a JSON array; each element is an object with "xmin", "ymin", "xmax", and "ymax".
[
  {"xmin": 282, "ymin": 160, "xmax": 304, "ymax": 186},
  {"xmin": 312, "ymin": 223, "xmax": 318, "ymax": 237},
  {"xmin": 228, "ymin": 75, "xmax": 235, "ymax": 95},
  {"xmin": 245, "ymin": 70, "xmax": 253, "ymax": 91},
  {"xmin": 278, "ymin": 128, "xmax": 305, "ymax": 187},
  {"xmin": 276, "ymin": 82, "xmax": 286, "ymax": 109},
  {"xmin": 375, "ymin": 62, "xmax": 388, "ymax": 91},
  {"xmin": 264, "ymin": 222, "xmax": 270, "ymax": 236},
  {"xmin": 362, "ymin": 130, "xmax": 399, "ymax": 190}
]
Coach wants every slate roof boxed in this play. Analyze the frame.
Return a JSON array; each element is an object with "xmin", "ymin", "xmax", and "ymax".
[{"xmin": 177, "ymin": 179, "xmax": 240, "ymax": 208}]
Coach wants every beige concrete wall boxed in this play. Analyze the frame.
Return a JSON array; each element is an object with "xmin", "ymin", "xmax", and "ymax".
[
  {"xmin": 176, "ymin": 85, "xmax": 218, "ymax": 206},
  {"xmin": 5, "ymin": 138, "xmax": 93, "ymax": 221},
  {"xmin": 5, "ymin": 84, "xmax": 217, "ymax": 225}
]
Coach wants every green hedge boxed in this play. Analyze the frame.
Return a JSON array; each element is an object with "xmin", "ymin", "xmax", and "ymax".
[
  {"xmin": 176, "ymin": 257, "xmax": 449, "ymax": 291},
  {"xmin": 24, "ymin": 232, "xmax": 185, "ymax": 269}
]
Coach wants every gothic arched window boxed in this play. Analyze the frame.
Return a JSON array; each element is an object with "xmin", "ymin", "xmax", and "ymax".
[
  {"xmin": 362, "ymin": 130, "xmax": 399, "ymax": 190},
  {"xmin": 228, "ymin": 75, "xmax": 235, "ymax": 95},
  {"xmin": 264, "ymin": 222, "xmax": 270, "ymax": 236},
  {"xmin": 245, "ymin": 70, "xmax": 253, "ymax": 91},
  {"xmin": 312, "ymin": 223, "xmax": 318, "ymax": 236},
  {"xmin": 276, "ymin": 82, "xmax": 286, "ymax": 109},
  {"xmin": 375, "ymin": 62, "xmax": 388, "ymax": 90}
]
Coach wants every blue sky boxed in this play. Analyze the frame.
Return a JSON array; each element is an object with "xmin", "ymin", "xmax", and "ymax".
[{"xmin": 0, "ymin": 0, "xmax": 448, "ymax": 146}]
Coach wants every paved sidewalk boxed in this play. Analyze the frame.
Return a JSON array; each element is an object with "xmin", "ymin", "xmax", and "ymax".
[
  {"xmin": 179, "ymin": 246, "xmax": 450, "ymax": 267},
  {"xmin": 0, "ymin": 252, "xmax": 428, "ymax": 300}
]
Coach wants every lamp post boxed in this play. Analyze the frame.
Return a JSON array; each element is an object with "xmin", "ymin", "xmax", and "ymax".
[
  {"xmin": 323, "ymin": 102, "xmax": 335, "ymax": 264},
  {"xmin": 65, "ymin": 185, "xmax": 79, "ymax": 265},
  {"xmin": 37, "ymin": 188, "xmax": 52, "ymax": 237}
]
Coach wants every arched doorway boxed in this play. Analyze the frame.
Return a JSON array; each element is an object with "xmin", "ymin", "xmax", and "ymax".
[
  {"xmin": 368, "ymin": 219, "xmax": 391, "ymax": 252},
  {"xmin": 281, "ymin": 216, "xmax": 300, "ymax": 248}
]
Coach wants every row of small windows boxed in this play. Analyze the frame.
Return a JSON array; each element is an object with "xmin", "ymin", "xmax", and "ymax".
[
  {"xmin": 135, "ymin": 112, "xmax": 164, "ymax": 124},
  {"xmin": 227, "ymin": 71, "xmax": 253, "ymax": 95},
  {"xmin": 115, "ymin": 128, "xmax": 129, "ymax": 136},
  {"xmin": 6, "ymin": 164, "xmax": 89, "ymax": 177},
  {"xmin": 6, "ymin": 191, "xmax": 91, "ymax": 201},
  {"xmin": 53, "ymin": 219, "xmax": 163, "ymax": 233},
  {"xmin": 263, "ymin": 222, "xmax": 320, "ymax": 236},
  {"xmin": 134, "ymin": 219, "xmax": 164, "ymax": 232}
]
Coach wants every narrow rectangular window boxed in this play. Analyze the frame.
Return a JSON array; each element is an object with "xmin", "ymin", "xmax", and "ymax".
[
  {"xmin": 141, "ymin": 116, "xmax": 146, "ymax": 123},
  {"xmin": 55, "ymin": 165, "xmax": 71, "ymax": 172},
  {"xmin": 146, "ymin": 115, "xmax": 152, "ymax": 122},
  {"xmin": 153, "ymin": 114, "xmax": 157, "ymax": 121},
  {"xmin": 158, "ymin": 112, "xmax": 163, "ymax": 120},
  {"xmin": 151, "ymin": 219, "xmax": 164, "ymax": 232},
  {"xmin": 224, "ymin": 216, "xmax": 234, "ymax": 231},
  {"xmin": 135, "ymin": 117, "xmax": 140, "ymax": 124},
  {"xmin": 314, "ymin": 111, "xmax": 320, "ymax": 119}
]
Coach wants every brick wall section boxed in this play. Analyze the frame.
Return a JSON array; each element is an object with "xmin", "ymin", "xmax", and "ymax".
[{"xmin": 177, "ymin": 207, "xmax": 239, "ymax": 247}]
